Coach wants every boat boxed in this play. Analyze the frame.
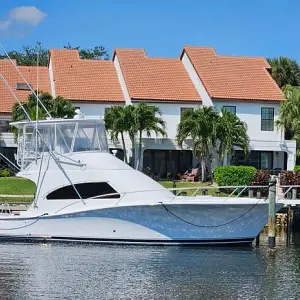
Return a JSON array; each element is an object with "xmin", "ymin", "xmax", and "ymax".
[{"xmin": 0, "ymin": 113, "xmax": 283, "ymax": 245}]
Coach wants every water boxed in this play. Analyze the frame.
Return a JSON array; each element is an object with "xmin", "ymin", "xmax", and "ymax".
[{"xmin": 1, "ymin": 233, "xmax": 300, "ymax": 300}]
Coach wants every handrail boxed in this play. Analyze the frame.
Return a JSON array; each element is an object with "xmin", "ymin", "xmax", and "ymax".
[
  {"xmin": 45, "ymin": 184, "xmax": 272, "ymax": 215},
  {"xmin": 84, "ymin": 185, "xmax": 269, "ymax": 206}
]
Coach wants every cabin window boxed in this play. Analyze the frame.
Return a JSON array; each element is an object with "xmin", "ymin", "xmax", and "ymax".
[
  {"xmin": 261, "ymin": 107, "xmax": 274, "ymax": 131},
  {"xmin": 46, "ymin": 182, "xmax": 120, "ymax": 200},
  {"xmin": 222, "ymin": 106, "xmax": 236, "ymax": 115}
]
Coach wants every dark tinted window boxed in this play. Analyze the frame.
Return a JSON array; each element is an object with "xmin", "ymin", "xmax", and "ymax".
[
  {"xmin": 222, "ymin": 106, "xmax": 236, "ymax": 115},
  {"xmin": 16, "ymin": 83, "xmax": 32, "ymax": 91},
  {"xmin": 46, "ymin": 182, "xmax": 120, "ymax": 199},
  {"xmin": 261, "ymin": 107, "xmax": 274, "ymax": 131},
  {"xmin": 180, "ymin": 108, "xmax": 193, "ymax": 120}
]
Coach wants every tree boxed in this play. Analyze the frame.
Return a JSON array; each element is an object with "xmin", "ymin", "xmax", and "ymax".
[
  {"xmin": 134, "ymin": 103, "xmax": 166, "ymax": 170},
  {"xmin": 216, "ymin": 109, "xmax": 249, "ymax": 166},
  {"xmin": 64, "ymin": 43, "xmax": 109, "ymax": 60},
  {"xmin": 104, "ymin": 103, "xmax": 166, "ymax": 169},
  {"xmin": 0, "ymin": 42, "xmax": 110, "ymax": 66},
  {"xmin": 267, "ymin": 57, "xmax": 300, "ymax": 88},
  {"xmin": 177, "ymin": 106, "xmax": 219, "ymax": 182},
  {"xmin": 104, "ymin": 106, "xmax": 130, "ymax": 163},
  {"xmin": 11, "ymin": 91, "xmax": 75, "ymax": 123},
  {"xmin": 276, "ymin": 85, "xmax": 300, "ymax": 140},
  {"xmin": 0, "ymin": 42, "xmax": 49, "ymax": 66}
]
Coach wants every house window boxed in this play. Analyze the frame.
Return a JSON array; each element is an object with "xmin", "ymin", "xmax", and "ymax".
[
  {"xmin": 0, "ymin": 120, "xmax": 10, "ymax": 132},
  {"xmin": 16, "ymin": 83, "xmax": 32, "ymax": 91},
  {"xmin": 180, "ymin": 108, "xmax": 193, "ymax": 120},
  {"xmin": 222, "ymin": 106, "xmax": 236, "ymax": 115},
  {"xmin": 261, "ymin": 108, "xmax": 274, "ymax": 131},
  {"xmin": 46, "ymin": 182, "xmax": 120, "ymax": 199}
]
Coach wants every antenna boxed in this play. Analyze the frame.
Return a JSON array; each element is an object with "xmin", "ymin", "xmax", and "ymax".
[{"xmin": 0, "ymin": 43, "xmax": 52, "ymax": 119}]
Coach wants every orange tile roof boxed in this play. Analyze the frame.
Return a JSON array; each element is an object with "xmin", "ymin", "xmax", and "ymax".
[
  {"xmin": 183, "ymin": 46, "xmax": 285, "ymax": 101},
  {"xmin": 114, "ymin": 48, "xmax": 201, "ymax": 102},
  {"xmin": 50, "ymin": 49, "xmax": 124, "ymax": 102},
  {"xmin": 0, "ymin": 59, "xmax": 50, "ymax": 113}
]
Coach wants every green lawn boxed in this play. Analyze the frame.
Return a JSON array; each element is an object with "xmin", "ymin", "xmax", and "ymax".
[
  {"xmin": 0, "ymin": 177, "xmax": 226, "ymax": 203},
  {"xmin": 0, "ymin": 177, "xmax": 36, "ymax": 195},
  {"xmin": 0, "ymin": 177, "xmax": 35, "ymax": 203},
  {"xmin": 158, "ymin": 180, "xmax": 227, "ymax": 196}
]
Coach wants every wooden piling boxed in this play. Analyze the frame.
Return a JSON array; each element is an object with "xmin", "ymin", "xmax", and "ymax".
[
  {"xmin": 268, "ymin": 176, "xmax": 276, "ymax": 250},
  {"xmin": 286, "ymin": 206, "xmax": 291, "ymax": 247},
  {"xmin": 255, "ymin": 233, "xmax": 260, "ymax": 247},
  {"xmin": 173, "ymin": 181, "xmax": 176, "ymax": 195}
]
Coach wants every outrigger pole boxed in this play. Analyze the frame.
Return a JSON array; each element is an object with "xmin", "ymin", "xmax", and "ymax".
[
  {"xmin": 0, "ymin": 43, "xmax": 52, "ymax": 118},
  {"xmin": 0, "ymin": 45, "xmax": 85, "ymax": 206}
]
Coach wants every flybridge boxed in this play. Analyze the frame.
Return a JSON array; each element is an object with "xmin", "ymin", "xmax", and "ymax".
[{"xmin": 12, "ymin": 117, "xmax": 108, "ymax": 170}]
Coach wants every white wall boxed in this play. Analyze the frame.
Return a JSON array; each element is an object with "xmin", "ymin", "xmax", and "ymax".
[
  {"xmin": 140, "ymin": 101, "xmax": 202, "ymax": 140},
  {"xmin": 113, "ymin": 54, "xmax": 131, "ymax": 104},
  {"xmin": 181, "ymin": 52, "xmax": 213, "ymax": 106},
  {"xmin": 48, "ymin": 57, "xmax": 56, "ymax": 97},
  {"xmin": 213, "ymin": 100, "xmax": 281, "ymax": 142},
  {"xmin": 73, "ymin": 102, "xmax": 122, "ymax": 119}
]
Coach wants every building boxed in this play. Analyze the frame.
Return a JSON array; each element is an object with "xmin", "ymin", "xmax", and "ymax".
[{"xmin": 0, "ymin": 46, "xmax": 296, "ymax": 177}]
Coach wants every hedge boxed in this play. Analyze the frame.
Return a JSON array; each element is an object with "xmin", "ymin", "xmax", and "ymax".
[
  {"xmin": 294, "ymin": 165, "xmax": 300, "ymax": 172},
  {"xmin": 213, "ymin": 166, "xmax": 257, "ymax": 187},
  {"xmin": 0, "ymin": 168, "xmax": 13, "ymax": 177}
]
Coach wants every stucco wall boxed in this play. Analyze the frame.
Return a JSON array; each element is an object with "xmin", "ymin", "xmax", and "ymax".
[
  {"xmin": 213, "ymin": 100, "xmax": 281, "ymax": 142},
  {"xmin": 136, "ymin": 101, "xmax": 202, "ymax": 140},
  {"xmin": 73, "ymin": 102, "xmax": 122, "ymax": 119},
  {"xmin": 181, "ymin": 52, "xmax": 212, "ymax": 106},
  {"xmin": 48, "ymin": 57, "xmax": 56, "ymax": 97}
]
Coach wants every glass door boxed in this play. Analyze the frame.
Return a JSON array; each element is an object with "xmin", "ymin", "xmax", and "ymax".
[{"xmin": 260, "ymin": 152, "xmax": 273, "ymax": 169}]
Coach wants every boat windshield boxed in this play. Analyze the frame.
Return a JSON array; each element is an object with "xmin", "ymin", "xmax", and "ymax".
[{"xmin": 15, "ymin": 119, "xmax": 108, "ymax": 169}]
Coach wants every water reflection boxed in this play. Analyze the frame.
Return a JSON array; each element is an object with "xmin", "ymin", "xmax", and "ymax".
[{"xmin": 0, "ymin": 234, "xmax": 300, "ymax": 299}]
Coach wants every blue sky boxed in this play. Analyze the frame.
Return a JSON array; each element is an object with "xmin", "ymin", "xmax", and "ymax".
[{"xmin": 0, "ymin": 0, "xmax": 300, "ymax": 61}]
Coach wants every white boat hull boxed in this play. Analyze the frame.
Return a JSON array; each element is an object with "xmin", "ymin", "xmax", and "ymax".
[{"xmin": 0, "ymin": 202, "xmax": 282, "ymax": 245}]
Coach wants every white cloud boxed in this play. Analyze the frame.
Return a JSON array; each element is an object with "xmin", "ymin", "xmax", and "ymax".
[
  {"xmin": 0, "ymin": 20, "xmax": 10, "ymax": 30},
  {"xmin": 0, "ymin": 6, "xmax": 47, "ymax": 31}
]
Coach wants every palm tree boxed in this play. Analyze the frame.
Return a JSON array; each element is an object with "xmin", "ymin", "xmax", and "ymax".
[
  {"xmin": 104, "ymin": 106, "xmax": 130, "ymax": 164},
  {"xmin": 124, "ymin": 105, "xmax": 138, "ymax": 167},
  {"xmin": 177, "ymin": 106, "xmax": 219, "ymax": 182},
  {"xmin": 217, "ymin": 109, "xmax": 249, "ymax": 166},
  {"xmin": 267, "ymin": 57, "xmax": 300, "ymax": 88},
  {"xmin": 134, "ymin": 102, "xmax": 166, "ymax": 170},
  {"xmin": 276, "ymin": 85, "xmax": 300, "ymax": 141},
  {"xmin": 11, "ymin": 91, "xmax": 75, "ymax": 122}
]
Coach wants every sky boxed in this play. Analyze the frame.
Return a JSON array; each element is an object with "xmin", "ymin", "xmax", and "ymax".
[{"xmin": 0, "ymin": 0, "xmax": 300, "ymax": 61}]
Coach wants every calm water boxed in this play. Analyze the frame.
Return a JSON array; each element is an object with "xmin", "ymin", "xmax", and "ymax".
[{"xmin": 1, "ymin": 233, "xmax": 300, "ymax": 300}]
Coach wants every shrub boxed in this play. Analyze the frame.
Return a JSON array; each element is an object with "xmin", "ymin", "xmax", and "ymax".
[
  {"xmin": 252, "ymin": 169, "xmax": 270, "ymax": 186},
  {"xmin": 251, "ymin": 169, "xmax": 270, "ymax": 197},
  {"xmin": 280, "ymin": 170, "xmax": 300, "ymax": 198},
  {"xmin": 213, "ymin": 166, "xmax": 256, "ymax": 187},
  {"xmin": 280, "ymin": 171, "xmax": 295, "ymax": 186},
  {"xmin": 295, "ymin": 165, "xmax": 300, "ymax": 172},
  {"xmin": 0, "ymin": 168, "xmax": 13, "ymax": 177}
]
